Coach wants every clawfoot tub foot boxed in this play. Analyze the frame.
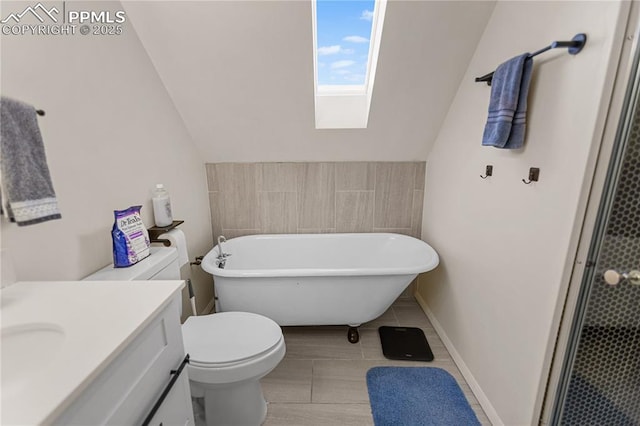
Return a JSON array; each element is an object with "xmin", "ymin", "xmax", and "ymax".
[{"xmin": 347, "ymin": 327, "xmax": 360, "ymax": 343}]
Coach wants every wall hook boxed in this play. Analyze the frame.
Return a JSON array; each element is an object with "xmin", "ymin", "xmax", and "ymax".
[
  {"xmin": 522, "ymin": 167, "xmax": 540, "ymax": 184},
  {"xmin": 480, "ymin": 165, "xmax": 493, "ymax": 179}
]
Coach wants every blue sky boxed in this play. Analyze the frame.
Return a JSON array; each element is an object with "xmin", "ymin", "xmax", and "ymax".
[{"xmin": 316, "ymin": 0, "xmax": 375, "ymax": 86}]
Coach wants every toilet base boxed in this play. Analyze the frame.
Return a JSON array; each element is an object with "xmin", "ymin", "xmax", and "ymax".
[{"xmin": 191, "ymin": 379, "xmax": 267, "ymax": 426}]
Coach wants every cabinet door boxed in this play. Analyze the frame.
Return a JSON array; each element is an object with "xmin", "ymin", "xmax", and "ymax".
[{"xmin": 54, "ymin": 298, "xmax": 189, "ymax": 426}]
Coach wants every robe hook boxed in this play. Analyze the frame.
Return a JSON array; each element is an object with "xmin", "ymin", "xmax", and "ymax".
[
  {"xmin": 523, "ymin": 167, "xmax": 540, "ymax": 184},
  {"xmin": 480, "ymin": 165, "xmax": 493, "ymax": 179}
]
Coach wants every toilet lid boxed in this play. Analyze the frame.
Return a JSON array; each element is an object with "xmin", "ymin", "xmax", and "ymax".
[{"xmin": 182, "ymin": 312, "xmax": 283, "ymax": 366}]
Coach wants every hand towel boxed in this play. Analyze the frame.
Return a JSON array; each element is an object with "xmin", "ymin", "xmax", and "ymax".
[
  {"xmin": 482, "ymin": 53, "xmax": 533, "ymax": 149},
  {"xmin": 0, "ymin": 97, "xmax": 61, "ymax": 226}
]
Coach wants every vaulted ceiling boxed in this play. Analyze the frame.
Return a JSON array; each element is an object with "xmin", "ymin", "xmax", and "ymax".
[{"xmin": 124, "ymin": 1, "xmax": 496, "ymax": 162}]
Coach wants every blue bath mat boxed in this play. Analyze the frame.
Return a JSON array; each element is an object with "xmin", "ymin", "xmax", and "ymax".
[{"xmin": 366, "ymin": 367, "xmax": 480, "ymax": 426}]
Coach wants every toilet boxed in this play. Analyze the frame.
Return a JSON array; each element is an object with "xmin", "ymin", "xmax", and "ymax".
[{"xmin": 84, "ymin": 247, "xmax": 285, "ymax": 426}]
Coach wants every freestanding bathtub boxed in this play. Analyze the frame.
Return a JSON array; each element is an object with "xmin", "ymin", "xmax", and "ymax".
[{"xmin": 201, "ymin": 233, "xmax": 439, "ymax": 343}]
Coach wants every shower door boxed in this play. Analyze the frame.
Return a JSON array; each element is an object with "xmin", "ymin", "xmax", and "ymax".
[{"xmin": 551, "ymin": 50, "xmax": 640, "ymax": 424}]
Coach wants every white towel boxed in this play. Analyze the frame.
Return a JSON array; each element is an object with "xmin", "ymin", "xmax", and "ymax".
[{"xmin": 0, "ymin": 97, "xmax": 61, "ymax": 226}]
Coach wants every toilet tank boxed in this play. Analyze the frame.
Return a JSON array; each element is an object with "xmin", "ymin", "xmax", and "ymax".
[{"xmin": 84, "ymin": 248, "xmax": 181, "ymax": 281}]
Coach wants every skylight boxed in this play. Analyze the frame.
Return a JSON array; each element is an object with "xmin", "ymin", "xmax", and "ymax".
[
  {"xmin": 315, "ymin": 0, "xmax": 374, "ymax": 87},
  {"xmin": 312, "ymin": 0, "xmax": 387, "ymax": 128}
]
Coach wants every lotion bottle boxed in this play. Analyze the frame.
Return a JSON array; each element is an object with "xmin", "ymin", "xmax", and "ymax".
[{"xmin": 152, "ymin": 184, "xmax": 173, "ymax": 227}]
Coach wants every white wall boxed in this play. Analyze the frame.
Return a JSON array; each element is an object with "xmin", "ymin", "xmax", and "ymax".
[
  {"xmin": 1, "ymin": 1, "xmax": 214, "ymax": 313},
  {"xmin": 418, "ymin": 1, "xmax": 628, "ymax": 425},
  {"xmin": 123, "ymin": 1, "xmax": 495, "ymax": 162}
]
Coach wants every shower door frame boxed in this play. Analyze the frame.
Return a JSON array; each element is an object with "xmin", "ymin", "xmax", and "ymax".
[{"xmin": 539, "ymin": 4, "xmax": 640, "ymax": 424}]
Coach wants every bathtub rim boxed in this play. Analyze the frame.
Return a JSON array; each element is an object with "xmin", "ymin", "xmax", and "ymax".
[{"xmin": 201, "ymin": 232, "xmax": 439, "ymax": 278}]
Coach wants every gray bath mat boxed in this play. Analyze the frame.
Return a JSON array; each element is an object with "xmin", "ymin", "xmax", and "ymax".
[{"xmin": 378, "ymin": 326, "xmax": 434, "ymax": 361}]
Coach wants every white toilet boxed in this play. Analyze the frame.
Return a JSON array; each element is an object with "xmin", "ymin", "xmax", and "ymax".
[{"xmin": 84, "ymin": 247, "xmax": 286, "ymax": 426}]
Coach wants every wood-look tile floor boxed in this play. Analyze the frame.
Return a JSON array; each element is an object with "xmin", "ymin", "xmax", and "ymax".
[{"xmin": 261, "ymin": 297, "xmax": 492, "ymax": 425}]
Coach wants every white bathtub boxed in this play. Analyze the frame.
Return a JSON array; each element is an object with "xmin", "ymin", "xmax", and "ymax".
[{"xmin": 201, "ymin": 233, "xmax": 439, "ymax": 342}]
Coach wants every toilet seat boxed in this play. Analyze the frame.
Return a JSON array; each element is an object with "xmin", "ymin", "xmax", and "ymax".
[{"xmin": 182, "ymin": 311, "xmax": 283, "ymax": 368}]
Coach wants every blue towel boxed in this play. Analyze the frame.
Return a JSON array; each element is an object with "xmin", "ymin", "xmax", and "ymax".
[{"xmin": 482, "ymin": 53, "xmax": 533, "ymax": 149}]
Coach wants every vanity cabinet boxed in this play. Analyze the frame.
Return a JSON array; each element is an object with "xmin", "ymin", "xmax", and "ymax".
[{"xmin": 52, "ymin": 296, "xmax": 194, "ymax": 426}]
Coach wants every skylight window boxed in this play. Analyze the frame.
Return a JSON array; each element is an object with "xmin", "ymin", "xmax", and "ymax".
[
  {"xmin": 315, "ymin": 0, "xmax": 374, "ymax": 87},
  {"xmin": 312, "ymin": 0, "xmax": 387, "ymax": 128}
]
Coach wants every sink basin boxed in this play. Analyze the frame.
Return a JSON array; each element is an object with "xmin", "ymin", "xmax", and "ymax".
[{"xmin": 2, "ymin": 323, "xmax": 66, "ymax": 395}]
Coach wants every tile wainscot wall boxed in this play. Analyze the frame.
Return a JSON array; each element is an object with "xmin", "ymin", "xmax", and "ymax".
[{"xmin": 206, "ymin": 161, "xmax": 425, "ymax": 239}]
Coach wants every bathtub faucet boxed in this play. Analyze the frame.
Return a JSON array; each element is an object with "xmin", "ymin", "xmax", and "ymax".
[{"xmin": 217, "ymin": 235, "xmax": 231, "ymax": 264}]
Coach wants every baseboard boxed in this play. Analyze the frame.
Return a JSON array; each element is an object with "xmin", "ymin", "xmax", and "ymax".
[{"xmin": 414, "ymin": 292, "xmax": 504, "ymax": 426}]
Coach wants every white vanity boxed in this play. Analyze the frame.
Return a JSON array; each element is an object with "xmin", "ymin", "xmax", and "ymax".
[{"xmin": 1, "ymin": 280, "xmax": 194, "ymax": 425}]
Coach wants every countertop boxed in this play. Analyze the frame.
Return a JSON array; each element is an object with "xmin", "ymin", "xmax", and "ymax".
[{"xmin": 1, "ymin": 280, "xmax": 184, "ymax": 425}]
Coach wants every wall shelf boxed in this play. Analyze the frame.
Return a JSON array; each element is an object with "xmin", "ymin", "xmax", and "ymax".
[{"xmin": 148, "ymin": 220, "xmax": 184, "ymax": 246}]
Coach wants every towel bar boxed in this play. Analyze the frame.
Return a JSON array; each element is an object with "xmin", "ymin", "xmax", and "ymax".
[{"xmin": 475, "ymin": 33, "xmax": 587, "ymax": 86}]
